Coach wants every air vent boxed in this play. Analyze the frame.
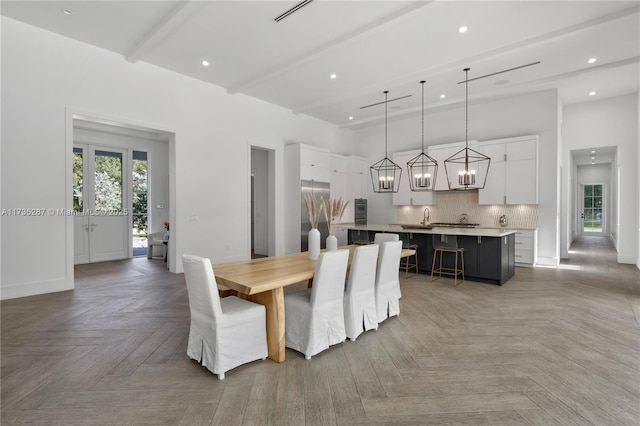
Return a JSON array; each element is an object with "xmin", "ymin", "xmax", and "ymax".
[{"xmin": 274, "ymin": 0, "xmax": 314, "ymax": 22}]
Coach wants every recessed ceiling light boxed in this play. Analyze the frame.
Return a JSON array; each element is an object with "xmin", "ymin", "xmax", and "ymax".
[
  {"xmin": 348, "ymin": 116, "xmax": 354, "ymax": 120},
  {"xmin": 589, "ymin": 91, "xmax": 596, "ymax": 96},
  {"xmin": 591, "ymin": 156, "xmax": 595, "ymax": 160},
  {"xmin": 62, "ymin": 8, "xmax": 73, "ymax": 15},
  {"xmin": 202, "ymin": 60, "xmax": 209, "ymax": 67},
  {"xmin": 459, "ymin": 26, "xmax": 468, "ymax": 33},
  {"xmin": 590, "ymin": 150, "xmax": 596, "ymax": 154},
  {"xmin": 330, "ymin": 74, "xmax": 337, "ymax": 79},
  {"xmin": 440, "ymin": 94, "xmax": 446, "ymax": 99},
  {"xmin": 591, "ymin": 161, "xmax": 595, "ymax": 164},
  {"xmin": 588, "ymin": 58, "xmax": 597, "ymax": 64}
]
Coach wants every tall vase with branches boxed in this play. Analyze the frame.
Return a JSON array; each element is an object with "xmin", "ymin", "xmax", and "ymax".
[
  {"xmin": 321, "ymin": 197, "xmax": 350, "ymax": 251},
  {"xmin": 304, "ymin": 194, "xmax": 322, "ymax": 260}
]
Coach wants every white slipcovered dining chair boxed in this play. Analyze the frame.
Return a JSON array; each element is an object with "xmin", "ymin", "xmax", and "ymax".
[
  {"xmin": 285, "ymin": 250, "xmax": 349, "ymax": 359},
  {"xmin": 182, "ymin": 254, "xmax": 267, "ymax": 380},
  {"xmin": 375, "ymin": 240, "xmax": 403, "ymax": 323},
  {"xmin": 344, "ymin": 244, "xmax": 379, "ymax": 341},
  {"xmin": 373, "ymin": 233, "xmax": 399, "ymax": 244}
]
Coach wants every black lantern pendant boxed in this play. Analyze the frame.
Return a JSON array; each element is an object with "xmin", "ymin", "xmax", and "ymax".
[
  {"xmin": 444, "ymin": 68, "xmax": 491, "ymax": 190},
  {"xmin": 370, "ymin": 91, "xmax": 402, "ymax": 193},
  {"xmin": 407, "ymin": 80, "xmax": 438, "ymax": 191}
]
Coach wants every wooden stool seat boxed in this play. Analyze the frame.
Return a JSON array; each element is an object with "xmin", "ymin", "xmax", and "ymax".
[{"xmin": 401, "ymin": 244, "xmax": 418, "ymax": 277}]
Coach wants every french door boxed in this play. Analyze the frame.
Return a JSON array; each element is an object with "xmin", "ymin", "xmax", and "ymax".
[
  {"xmin": 581, "ymin": 183, "xmax": 604, "ymax": 235},
  {"xmin": 74, "ymin": 145, "xmax": 129, "ymax": 264}
]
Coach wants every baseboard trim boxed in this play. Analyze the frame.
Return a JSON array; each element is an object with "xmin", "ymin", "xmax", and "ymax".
[
  {"xmin": 536, "ymin": 256, "xmax": 559, "ymax": 267},
  {"xmin": 1, "ymin": 277, "xmax": 73, "ymax": 301},
  {"xmin": 617, "ymin": 254, "xmax": 637, "ymax": 264}
]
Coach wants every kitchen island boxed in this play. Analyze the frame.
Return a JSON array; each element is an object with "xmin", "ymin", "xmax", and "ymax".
[{"xmin": 347, "ymin": 224, "xmax": 516, "ymax": 285}]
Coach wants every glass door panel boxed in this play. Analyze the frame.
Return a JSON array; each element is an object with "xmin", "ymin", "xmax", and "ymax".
[
  {"xmin": 132, "ymin": 151, "xmax": 148, "ymax": 256},
  {"xmin": 583, "ymin": 184, "xmax": 603, "ymax": 233},
  {"xmin": 73, "ymin": 146, "xmax": 89, "ymax": 264}
]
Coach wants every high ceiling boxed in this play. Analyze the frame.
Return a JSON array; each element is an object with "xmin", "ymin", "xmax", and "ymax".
[{"xmin": 2, "ymin": 1, "xmax": 638, "ymax": 129}]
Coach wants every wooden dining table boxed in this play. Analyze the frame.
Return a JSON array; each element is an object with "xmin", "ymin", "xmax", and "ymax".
[{"xmin": 213, "ymin": 244, "xmax": 415, "ymax": 362}]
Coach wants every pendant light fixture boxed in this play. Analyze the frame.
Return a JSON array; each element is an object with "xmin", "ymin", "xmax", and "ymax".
[
  {"xmin": 444, "ymin": 68, "xmax": 490, "ymax": 190},
  {"xmin": 370, "ymin": 91, "xmax": 402, "ymax": 193},
  {"xmin": 407, "ymin": 81, "xmax": 438, "ymax": 191}
]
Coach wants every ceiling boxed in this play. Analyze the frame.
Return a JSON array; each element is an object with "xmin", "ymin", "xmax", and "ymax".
[{"xmin": 2, "ymin": 1, "xmax": 638, "ymax": 129}]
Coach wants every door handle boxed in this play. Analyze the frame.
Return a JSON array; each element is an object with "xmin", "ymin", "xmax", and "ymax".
[{"xmin": 580, "ymin": 213, "xmax": 584, "ymax": 219}]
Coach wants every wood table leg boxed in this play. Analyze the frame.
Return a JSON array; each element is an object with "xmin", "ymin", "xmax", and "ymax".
[{"xmin": 248, "ymin": 287, "xmax": 285, "ymax": 362}]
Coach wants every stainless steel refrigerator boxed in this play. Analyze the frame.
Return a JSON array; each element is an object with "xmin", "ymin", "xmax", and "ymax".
[{"xmin": 300, "ymin": 180, "xmax": 330, "ymax": 251}]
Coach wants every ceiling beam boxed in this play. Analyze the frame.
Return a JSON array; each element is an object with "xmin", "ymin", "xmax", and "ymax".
[
  {"xmin": 225, "ymin": 1, "xmax": 434, "ymax": 94},
  {"xmin": 293, "ymin": 4, "xmax": 640, "ymax": 116},
  {"xmin": 291, "ymin": 5, "xmax": 640, "ymax": 114},
  {"xmin": 338, "ymin": 57, "xmax": 639, "ymax": 129},
  {"xmin": 125, "ymin": 1, "xmax": 206, "ymax": 63}
]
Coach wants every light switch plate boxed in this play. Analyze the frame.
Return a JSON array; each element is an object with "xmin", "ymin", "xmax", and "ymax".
[{"xmin": 156, "ymin": 204, "xmax": 164, "ymax": 209}]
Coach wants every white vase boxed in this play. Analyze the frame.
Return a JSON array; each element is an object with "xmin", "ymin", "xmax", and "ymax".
[
  {"xmin": 326, "ymin": 234, "xmax": 338, "ymax": 251},
  {"xmin": 308, "ymin": 228, "xmax": 320, "ymax": 260}
]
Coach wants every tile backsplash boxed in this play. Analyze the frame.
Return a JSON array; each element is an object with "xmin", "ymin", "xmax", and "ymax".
[{"xmin": 396, "ymin": 191, "xmax": 538, "ymax": 229}]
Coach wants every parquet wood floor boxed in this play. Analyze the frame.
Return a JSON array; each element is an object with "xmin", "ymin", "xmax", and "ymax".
[{"xmin": 2, "ymin": 236, "xmax": 639, "ymax": 425}]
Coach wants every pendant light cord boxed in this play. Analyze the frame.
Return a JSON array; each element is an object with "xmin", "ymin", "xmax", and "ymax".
[
  {"xmin": 384, "ymin": 90, "xmax": 389, "ymax": 157},
  {"xmin": 464, "ymin": 68, "xmax": 470, "ymax": 171},
  {"xmin": 421, "ymin": 81, "xmax": 425, "ymax": 153},
  {"xmin": 465, "ymin": 68, "xmax": 469, "ymax": 149}
]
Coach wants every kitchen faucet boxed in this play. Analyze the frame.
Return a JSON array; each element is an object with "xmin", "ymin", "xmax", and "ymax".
[{"xmin": 420, "ymin": 207, "xmax": 430, "ymax": 225}]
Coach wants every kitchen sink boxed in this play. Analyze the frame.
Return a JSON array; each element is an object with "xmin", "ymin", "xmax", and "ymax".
[
  {"xmin": 400, "ymin": 224, "xmax": 433, "ymax": 230},
  {"xmin": 430, "ymin": 222, "xmax": 479, "ymax": 228}
]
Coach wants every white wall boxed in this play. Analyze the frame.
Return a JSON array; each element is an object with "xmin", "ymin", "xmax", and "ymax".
[
  {"xmin": 1, "ymin": 17, "xmax": 353, "ymax": 299},
  {"xmin": 562, "ymin": 93, "xmax": 638, "ymax": 264},
  {"xmin": 353, "ymin": 90, "xmax": 560, "ymax": 266}
]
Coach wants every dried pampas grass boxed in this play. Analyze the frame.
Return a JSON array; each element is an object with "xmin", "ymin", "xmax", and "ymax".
[
  {"xmin": 304, "ymin": 194, "xmax": 321, "ymax": 229},
  {"xmin": 321, "ymin": 197, "xmax": 350, "ymax": 235}
]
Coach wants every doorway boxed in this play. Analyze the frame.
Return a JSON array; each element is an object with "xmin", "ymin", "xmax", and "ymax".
[
  {"xmin": 71, "ymin": 114, "xmax": 172, "ymax": 269},
  {"xmin": 581, "ymin": 183, "xmax": 604, "ymax": 235},
  {"xmin": 250, "ymin": 146, "xmax": 276, "ymax": 257},
  {"xmin": 73, "ymin": 145, "xmax": 129, "ymax": 264}
]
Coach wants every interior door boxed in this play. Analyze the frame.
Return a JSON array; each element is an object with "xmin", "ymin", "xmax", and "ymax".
[
  {"xmin": 74, "ymin": 145, "xmax": 129, "ymax": 264},
  {"xmin": 581, "ymin": 183, "xmax": 604, "ymax": 235}
]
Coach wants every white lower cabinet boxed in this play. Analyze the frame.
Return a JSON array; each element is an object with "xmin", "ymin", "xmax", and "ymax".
[
  {"xmin": 334, "ymin": 226, "xmax": 349, "ymax": 247},
  {"xmin": 513, "ymin": 229, "xmax": 537, "ymax": 266}
]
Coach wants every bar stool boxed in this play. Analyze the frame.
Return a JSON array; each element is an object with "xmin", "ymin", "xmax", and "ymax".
[
  {"xmin": 401, "ymin": 246, "xmax": 418, "ymax": 277},
  {"xmin": 431, "ymin": 234, "xmax": 464, "ymax": 286},
  {"xmin": 400, "ymin": 234, "xmax": 418, "ymax": 277}
]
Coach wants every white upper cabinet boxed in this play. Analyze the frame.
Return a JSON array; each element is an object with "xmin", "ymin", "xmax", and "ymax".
[
  {"xmin": 298, "ymin": 144, "xmax": 330, "ymax": 182},
  {"xmin": 391, "ymin": 150, "xmax": 436, "ymax": 205},
  {"xmin": 346, "ymin": 156, "xmax": 369, "ymax": 201},
  {"xmin": 478, "ymin": 135, "xmax": 538, "ymax": 205},
  {"xmin": 329, "ymin": 154, "xmax": 348, "ymax": 202}
]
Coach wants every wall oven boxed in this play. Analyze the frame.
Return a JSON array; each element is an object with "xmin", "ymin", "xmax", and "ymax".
[{"xmin": 354, "ymin": 198, "xmax": 367, "ymax": 225}]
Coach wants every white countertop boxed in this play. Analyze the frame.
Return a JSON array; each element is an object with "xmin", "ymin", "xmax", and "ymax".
[{"xmin": 347, "ymin": 224, "xmax": 517, "ymax": 237}]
